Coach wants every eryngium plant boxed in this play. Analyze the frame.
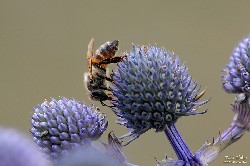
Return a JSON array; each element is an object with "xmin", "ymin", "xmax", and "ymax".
[
  {"xmin": 192, "ymin": 34, "xmax": 250, "ymax": 165},
  {"xmin": 222, "ymin": 34, "xmax": 250, "ymax": 93},
  {"xmin": 111, "ymin": 45, "xmax": 208, "ymax": 144},
  {"xmin": 30, "ymin": 97, "xmax": 108, "ymax": 159},
  {"xmin": 193, "ymin": 93, "xmax": 250, "ymax": 165},
  {"xmin": 0, "ymin": 128, "xmax": 48, "ymax": 166}
]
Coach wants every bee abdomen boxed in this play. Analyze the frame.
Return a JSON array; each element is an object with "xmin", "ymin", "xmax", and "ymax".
[{"xmin": 95, "ymin": 40, "xmax": 119, "ymax": 59}]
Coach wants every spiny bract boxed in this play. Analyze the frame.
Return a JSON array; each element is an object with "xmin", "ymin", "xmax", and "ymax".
[
  {"xmin": 30, "ymin": 97, "xmax": 108, "ymax": 159},
  {"xmin": 111, "ymin": 45, "xmax": 208, "ymax": 144},
  {"xmin": 222, "ymin": 34, "xmax": 250, "ymax": 94}
]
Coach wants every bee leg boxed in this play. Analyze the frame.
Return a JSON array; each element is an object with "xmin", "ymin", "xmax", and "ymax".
[
  {"xmin": 90, "ymin": 57, "xmax": 103, "ymax": 63},
  {"xmin": 104, "ymin": 87, "xmax": 112, "ymax": 91},
  {"xmin": 98, "ymin": 55, "xmax": 127, "ymax": 65},
  {"xmin": 105, "ymin": 76, "xmax": 113, "ymax": 82},
  {"xmin": 100, "ymin": 100, "xmax": 106, "ymax": 106},
  {"xmin": 100, "ymin": 95, "xmax": 115, "ymax": 108},
  {"xmin": 95, "ymin": 72, "xmax": 113, "ymax": 82},
  {"xmin": 98, "ymin": 86, "xmax": 112, "ymax": 91},
  {"xmin": 100, "ymin": 100, "xmax": 115, "ymax": 108}
]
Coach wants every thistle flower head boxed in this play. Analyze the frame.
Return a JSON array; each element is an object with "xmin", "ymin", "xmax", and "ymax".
[
  {"xmin": 0, "ymin": 127, "xmax": 48, "ymax": 166},
  {"xmin": 111, "ymin": 45, "xmax": 208, "ymax": 144},
  {"xmin": 222, "ymin": 34, "xmax": 250, "ymax": 93},
  {"xmin": 30, "ymin": 97, "xmax": 108, "ymax": 159}
]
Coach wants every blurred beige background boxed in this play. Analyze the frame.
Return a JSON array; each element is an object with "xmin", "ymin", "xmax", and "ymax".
[{"xmin": 0, "ymin": 0, "xmax": 250, "ymax": 165}]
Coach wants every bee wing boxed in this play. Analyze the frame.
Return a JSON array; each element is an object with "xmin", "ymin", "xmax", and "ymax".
[
  {"xmin": 87, "ymin": 38, "xmax": 94, "ymax": 76},
  {"xmin": 87, "ymin": 38, "xmax": 94, "ymax": 58}
]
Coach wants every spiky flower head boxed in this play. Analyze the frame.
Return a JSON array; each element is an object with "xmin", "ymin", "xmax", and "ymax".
[
  {"xmin": 0, "ymin": 127, "xmax": 48, "ymax": 166},
  {"xmin": 30, "ymin": 97, "xmax": 108, "ymax": 159},
  {"xmin": 111, "ymin": 45, "xmax": 208, "ymax": 144},
  {"xmin": 222, "ymin": 34, "xmax": 250, "ymax": 93}
]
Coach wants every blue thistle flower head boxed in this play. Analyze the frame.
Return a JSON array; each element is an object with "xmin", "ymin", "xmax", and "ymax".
[
  {"xmin": 30, "ymin": 97, "xmax": 108, "ymax": 159},
  {"xmin": 0, "ymin": 127, "xmax": 48, "ymax": 166},
  {"xmin": 222, "ymin": 34, "xmax": 250, "ymax": 93},
  {"xmin": 111, "ymin": 45, "xmax": 208, "ymax": 144}
]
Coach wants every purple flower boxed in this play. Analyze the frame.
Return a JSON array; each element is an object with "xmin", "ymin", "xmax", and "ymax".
[
  {"xmin": 194, "ymin": 33, "xmax": 250, "ymax": 165},
  {"xmin": 30, "ymin": 97, "xmax": 108, "ymax": 159},
  {"xmin": 222, "ymin": 34, "xmax": 250, "ymax": 93},
  {"xmin": 0, "ymin": 127, "xmax": 48, "ymax": 166},
  {"xmin": 110, "ymin": 45, "xmax": 208, "ymax": 145}
]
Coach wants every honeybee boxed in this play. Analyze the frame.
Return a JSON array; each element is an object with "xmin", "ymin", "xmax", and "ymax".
[{"xmin": 84, "ymin": 38, "xmax": 126, "ymax": 106}]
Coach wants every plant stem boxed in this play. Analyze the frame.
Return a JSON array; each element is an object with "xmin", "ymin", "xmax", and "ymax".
[{"xmin": 164, "ymin": 124, "xmax": 200, "ymax": 165}]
